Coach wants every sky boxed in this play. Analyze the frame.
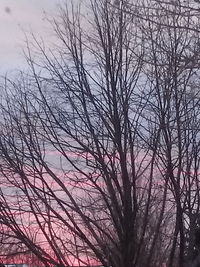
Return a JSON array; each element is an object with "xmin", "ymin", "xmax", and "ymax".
[{"xmin": 0, "ymin": 0, "xmax": 61, "ymax": 73}]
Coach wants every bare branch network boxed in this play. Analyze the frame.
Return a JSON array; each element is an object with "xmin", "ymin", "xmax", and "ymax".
[{"xmin": 0, "ymin": 0, "xmax": 200, "ymax": 267}]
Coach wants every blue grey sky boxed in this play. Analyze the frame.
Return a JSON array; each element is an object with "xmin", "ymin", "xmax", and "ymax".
[{"xmin": 0, "ymin": 0, "xmax": 60, "ymax": 73}]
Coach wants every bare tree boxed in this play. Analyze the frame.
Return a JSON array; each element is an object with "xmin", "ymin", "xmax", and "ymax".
[
  {"xmin": 0, "ymin": 1, "xmax": 165, "ymax": 266},
  {"xmin": 135, "ymin": 1, "xmax": 200, "ymax": 266},
  {"xmin": 0, "ymin": 1, "xmax": 200, "ymax": 267}
]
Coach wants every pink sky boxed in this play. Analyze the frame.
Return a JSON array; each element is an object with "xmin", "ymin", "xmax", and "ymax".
[{"xmin": 0, "ymin": 0, "xmax": 60, "ymax": 72}]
